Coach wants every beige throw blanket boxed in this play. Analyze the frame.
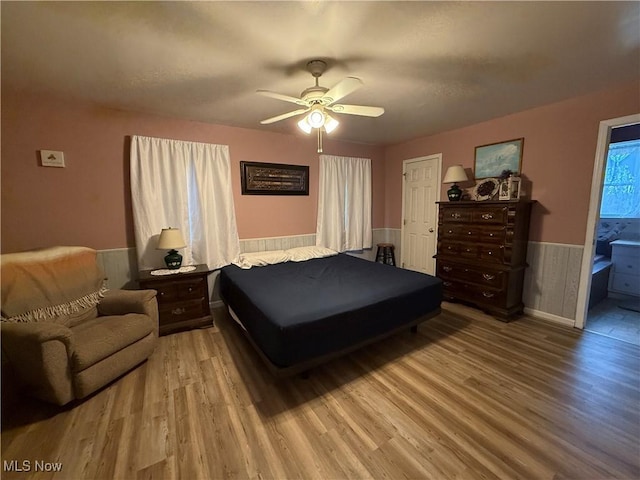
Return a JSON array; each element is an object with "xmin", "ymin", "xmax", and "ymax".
[{"xmin": 1, "ymin": 246, "xmax": 107, "ymax": 323}]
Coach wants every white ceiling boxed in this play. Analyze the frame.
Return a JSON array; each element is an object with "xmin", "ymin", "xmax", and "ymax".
[{"xmin": 2, "ymin": 1, "xmax": 639, "ymax": 146}]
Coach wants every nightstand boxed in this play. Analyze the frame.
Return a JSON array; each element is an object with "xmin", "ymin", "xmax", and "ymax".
[
  {"xmin": 138, "ymin": 264, "xmax": 213, "ymax": 335},
  {"xmin": 609, "ymin": 240, "xmax": 640, "ymax": 297}
]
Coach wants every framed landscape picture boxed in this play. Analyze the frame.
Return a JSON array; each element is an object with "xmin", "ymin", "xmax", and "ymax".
[{"xmin": 474, "ymin": 138, "xmax": 524, "ymax": 179}]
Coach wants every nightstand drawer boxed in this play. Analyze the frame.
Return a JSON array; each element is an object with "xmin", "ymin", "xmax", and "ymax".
[
  {"xmin": 159, "ymin": 299, "xmax": 208, "ymax": 326},
  {"xmin": 612, "ymin": 255, "xmax": 640, "ymax": 276},
  {"xmin": 611, "ymin": 273, "xmax": 640, "ymax": 296},
  {"xmin": 153, "ymin": 282, "xmax": 179, "ymax": 304},
  {"xmin": 178, "ymin": 278, "xmax": 206, "ymax": 299}
]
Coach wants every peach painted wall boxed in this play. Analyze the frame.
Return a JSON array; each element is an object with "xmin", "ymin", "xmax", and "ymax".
[
  {"xmin": 1, "ymin": 89, "xmax": 385, "ymax": 253},
  {"xmin": 385, "ymin": 80, "xmax": 640, "ymax": 245}
]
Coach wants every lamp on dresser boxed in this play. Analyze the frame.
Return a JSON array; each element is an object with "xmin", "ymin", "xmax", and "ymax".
[
  {"xmin": 443, "ymin": 165, "xmax": 468, "ymax": 201},
  {"xmin": 157, "ymin": 227, "xmax": 186, "ymax": 269}
]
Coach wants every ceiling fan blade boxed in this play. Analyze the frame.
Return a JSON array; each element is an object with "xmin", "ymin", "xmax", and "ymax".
[
  {"xmin": 324, "ymin": 77, "xmax": 363, "ymax": 104},
  {"xmin": 256, "ymin": 89, "xmax": 307, "ymax": 106},
  {"xmin": 327, "ymin": 104, "xmax": 384, "ymax": 117},
  {"xmin": 260, "ymin": 108, "xmax": 309, "ymax": 125}
]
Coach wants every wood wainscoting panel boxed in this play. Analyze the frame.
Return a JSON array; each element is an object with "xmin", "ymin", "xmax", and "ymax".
[
  {"xmin": 2, "ymin": 303, "xmax": 638, "ymax": 479},
  {"xmin": 523, "ymin": 241, "xmax": 583, "ymax": 323}
]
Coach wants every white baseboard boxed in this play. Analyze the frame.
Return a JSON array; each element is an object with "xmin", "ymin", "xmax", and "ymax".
[{"xmin": 524, "ymin": 307, "xmax": 576, "ymax": 328}]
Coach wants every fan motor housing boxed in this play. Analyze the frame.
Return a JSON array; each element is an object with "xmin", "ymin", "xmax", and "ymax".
[{"xmin": 301, "ymin": 86, "xmax": 330, "ymax": 104}]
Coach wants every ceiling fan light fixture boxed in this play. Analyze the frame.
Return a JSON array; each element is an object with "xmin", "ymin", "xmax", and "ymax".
[
  {"xmin": 307, "ymin": 105, "xmax": 325, "ymax": 128},
  {"xmin": 297, "ymin": 117, "xmax": 312, "ymax": 134},
  {"xmin": 324, "ymin": 114, "xmax": 339, "ymax": 134}
]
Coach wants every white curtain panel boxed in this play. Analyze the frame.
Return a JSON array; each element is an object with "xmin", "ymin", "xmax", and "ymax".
[
  {"xmin": 130, "ymin": 135, "xmax": 240, "ymax": 270},
  {"xmin": 316, "ymin": 155, "xmax": 372, "ymax": 252}
]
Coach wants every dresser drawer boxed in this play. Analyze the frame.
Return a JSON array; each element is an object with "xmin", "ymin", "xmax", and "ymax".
[
  {"xmin": 472, "ymin": 206, "xmax": 509, "ymax": 224},
  {"xmin": 440, "ymin": 208, "xmax": 472, "ymax": 223},
  {"xmin": 611, "ymin": 273, "xmax": 640, "ymax": 296},
  {"xmin": 438, "ymin": 242, "xmax": 506, "ymax": 264},
  {"xmin": 441, "ymin": 279, "xmax": 506, "ymax": 305},
  {"xmin": 438, "ymin": 262, "xmax": 505, "ymax": 289},
  {"xmin": 441, "ymin": 225, "xmax": 506, "ymax": 244}
]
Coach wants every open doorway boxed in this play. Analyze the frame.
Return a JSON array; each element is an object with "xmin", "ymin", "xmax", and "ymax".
[{"xmin": 576, "ymin": 115, "xmax": 640, "ymax": 345}]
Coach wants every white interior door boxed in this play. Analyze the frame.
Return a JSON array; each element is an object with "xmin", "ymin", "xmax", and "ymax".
[{"xmin": 401, "ymin": 154, "xmax": 441, "ymax": 275}]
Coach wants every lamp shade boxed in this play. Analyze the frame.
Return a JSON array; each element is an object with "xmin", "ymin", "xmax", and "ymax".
[
  {"xmin": 157, "ymin": 228, "xmax": 186, "ymax": 250},
  {"xmin": 307, "ymin": 105, "xmax": 325, "ymax": 128},
  {"xmin": 443, "ymin": 165, "xmax": 468, "ymax": 184},
  {"xmin": 324, "ymin": 114, "xmax": 339, "ymax": 133}
]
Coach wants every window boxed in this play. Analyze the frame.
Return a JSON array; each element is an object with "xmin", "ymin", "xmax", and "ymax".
[{"xmin": 600, "ymin": 139, "xmax": 640, "ymax": 218}]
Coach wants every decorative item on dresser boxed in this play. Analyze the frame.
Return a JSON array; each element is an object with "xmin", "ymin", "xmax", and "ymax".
[
  {"xmin": 435, "ymin": 200, "xmax": 535, "ymax": 320},
  {"xmin": 139, "ymin": 264, "xmax": 213, "ymax": 335}
]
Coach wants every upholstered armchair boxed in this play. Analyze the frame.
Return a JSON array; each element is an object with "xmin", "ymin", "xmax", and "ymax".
[{"xmin": 1, "ymin": 246, "xmax": 158, "ymax": 406}]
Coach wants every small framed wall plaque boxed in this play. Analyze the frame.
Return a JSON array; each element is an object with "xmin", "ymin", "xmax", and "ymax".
[{"xmin": 240, "ymin": 161, "xmax": 309, "ymax": 195}]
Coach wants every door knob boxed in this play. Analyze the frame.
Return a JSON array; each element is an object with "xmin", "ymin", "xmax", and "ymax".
[{"xmin": 429, "ymin": 228, "xmax": 434, "ymax": 233}]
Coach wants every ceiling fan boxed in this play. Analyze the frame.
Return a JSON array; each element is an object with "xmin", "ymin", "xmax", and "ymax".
[{"xmin": 257, "ymin": 59, "xmax": 384, "ymax": 152}]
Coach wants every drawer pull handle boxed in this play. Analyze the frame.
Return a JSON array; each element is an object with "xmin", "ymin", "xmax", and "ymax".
[
  {"xmin": 466, "ymin": 248, "xmax": 472, "ymax": 252},
  {"xmin": 448, "ymin": 230, "xmax": 454, "ymax": 234},
  {"xmin": 468, "ymin": 231, "xmax": 473, "ymax": 235},
  {"xmin": 451, "ymin": 213, "xmax": 462, "ymax": 219},
  {"xmin": 188, "ymin": 287, "xmax": 194, "ymax": 292},
  {"xmin": 443, "ymin": 266, "xmax": 452, "ymax": 272},
  {"xmin": 443, "ymin": 281, "xmax": 453, "ymax": 287},
  {"xmin": 171, "ymin": 307, "xmax": 186, "ymax": 315},
  {"xmin": 482, "ymin": 274, "xmax": 495, "ymax": 280},
  {"xmin": 481, "ymin": 213, "xmax": 494, "ymax": 220},
  {"xmin": 482, "ymin": 292, "xmax": 495, "ymax": 298}
]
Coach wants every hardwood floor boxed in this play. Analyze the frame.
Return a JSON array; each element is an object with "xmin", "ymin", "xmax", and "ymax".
[{"xmin": 2, "ymin": 303, "xmax": 639, "ymax": 479}]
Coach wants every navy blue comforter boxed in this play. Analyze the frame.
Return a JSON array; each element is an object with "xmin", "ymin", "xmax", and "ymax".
[{"xmin": 220, "ymin": 253, "xmax": 442, "ymax": 368}]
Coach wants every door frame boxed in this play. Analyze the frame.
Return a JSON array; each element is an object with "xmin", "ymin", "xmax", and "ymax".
[
  {"xmin": 574, "ymin": 113, "xmax": 640, "ymax": 329},
  {"xmin": 400, "ymin": 153, "xmax": 443, "ymax": 273}
]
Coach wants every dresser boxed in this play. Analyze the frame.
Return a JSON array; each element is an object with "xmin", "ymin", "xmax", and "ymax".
[
  {"xmin": 435, "ymin": 200, "xmax": 534, "ymax": 320},
  {"xmin": 138, "ymin": 264, "xmax": 213, "ymax": 335},
  {"xmin": 609, "ymin": 240, "xmax": 640, "ymax": 297}
]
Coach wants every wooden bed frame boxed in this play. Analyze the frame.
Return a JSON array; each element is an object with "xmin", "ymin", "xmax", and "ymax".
[{"xmin": 226, "ymin": 305, "xmax": 442, "ymax": 377}]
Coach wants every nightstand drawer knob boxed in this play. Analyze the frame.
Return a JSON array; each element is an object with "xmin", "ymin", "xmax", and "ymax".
[
  {"xmin": 481, "ymin": 213, "xmax": 494, "ymax": 220},
  {"xmin": 482, "ymin": 274, "xmax": 495, "ymax": 280},
  {"xmin": 172, "ymin": 307, "xmax": 186, "ymax": 315},
  {"xmin": 443, "ymin": 266, "xmax": 452, "ymax": 272},
  {"xmin": 482, "ymin": 292, "xmax": 495, "ymax": 298}
]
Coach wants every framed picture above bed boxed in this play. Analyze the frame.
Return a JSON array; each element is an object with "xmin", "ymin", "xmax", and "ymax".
[
  {"xmin": 240, "ymin": 161, "xmax": 309, "ymax": 195},
  {"xmin": 474, "ymin": 138, "xmax": 524, "ymax": 179}
]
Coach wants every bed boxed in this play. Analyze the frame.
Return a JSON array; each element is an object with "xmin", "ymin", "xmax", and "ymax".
[{"xmin": 219, "ymin": 247, "xmax": 442, "ymax": 376}]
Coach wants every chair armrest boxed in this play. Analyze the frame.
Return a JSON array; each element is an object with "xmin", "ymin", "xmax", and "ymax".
[
  {"xmin": 97, "ymin": 289, "xmax": 159, "ymax": 336},
  {"xmin": 1, "ymin": 321, "xmax": 73, "ymax": 345},
  {"xmin": 1, "ymin": 322, "xmax": 75, "ymax": 405},
  {"xmin": 98, "ymin": 289, "xmax": 157, "ymax": 316}
]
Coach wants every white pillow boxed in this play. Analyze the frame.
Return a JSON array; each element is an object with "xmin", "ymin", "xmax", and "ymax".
[
  {"xmin": 232, "ymin": 250, "xmax": 290, "ymax": 269},
  {"xmin": 286, "ymin": 246, "xmax": 338, "ymax": 262}
]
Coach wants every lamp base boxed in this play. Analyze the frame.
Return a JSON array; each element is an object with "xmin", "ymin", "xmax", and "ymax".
[
  {"xmin": 447, "ymin": 184, "xmax": 463, "ymax": 201},
  {"xmin": 164, "ymin": 249, "xmax": 183, "ymax": 269}
]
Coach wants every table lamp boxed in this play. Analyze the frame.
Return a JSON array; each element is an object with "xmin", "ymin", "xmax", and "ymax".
[
  {"xmin": 443, "ymin": 165, "xmax": 468, "ymax": 201},
  {"xmin": 157, "ymin": 228, "xmax": 186, "ymax": 269}
]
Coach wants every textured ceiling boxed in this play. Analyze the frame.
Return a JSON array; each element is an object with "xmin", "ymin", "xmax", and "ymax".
[{"xmin": 2, "ymin": 1, "xmax": 639, "ymax": 145}]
